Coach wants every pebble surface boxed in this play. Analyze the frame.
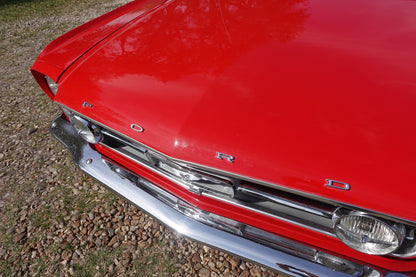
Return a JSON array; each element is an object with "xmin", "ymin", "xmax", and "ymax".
[{"xmin": 0, "ymin": 1, "xmax": 283, "ymax": 276}]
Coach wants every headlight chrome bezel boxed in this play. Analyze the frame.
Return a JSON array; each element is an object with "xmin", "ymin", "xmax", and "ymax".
[{"xmin": 333, "ymin": 209, "xmax": 406, "ymax": 256}]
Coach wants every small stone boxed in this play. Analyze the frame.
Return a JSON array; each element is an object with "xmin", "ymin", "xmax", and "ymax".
[
  {"xmin": 28, "ymin": 127, "xmax": 38, "ymax": 135},
  {"xmin": 19, "ymin": 212, "xmax": 27, "ymax": 221},
  {"xmin": 66, "ymin": 233, "xmax": 75, "ymax": 243},
  {"xmin": 240, "ymin": 262, "xmax": 246, "ymax": 270},
  {"xmin": 14, "ymin": 233, "xmax": 25, "ymax": 243},
  {"xmin": 114, "ymin": 258, "xmax": 120, "ymax": 266},
  {"xmin": 250, "ymin": 267, "xmax": 262, "ymax": 277},
  {"xmin": 54, "ymin": 255, "xmax": 61, "ymax": 262},
  {"xmin": 47, "ymin": 166, "xmax": 57, "ymax": 175},
  {"xmin": 6, "ymin": 227, "xmax": 14, "ymax": 234},
  {"xmin": 95, "ymin": 238, "xmax": 102, "ymax": 247},
  {"xmin": 121, "ymin": 257, "xmax": 131, "ymax": 266},
  {"xmin": 72, "ymin": 251, "xmax": 79, "ymax": 261},
  {"xmin": 230, "ymin": 257, "xmax": 240, "ymax": 270},
  {"xmin": 108, "ymin": 236, "xmax": 119, "ymax": 247},
  {"xmin": 60, "ymin": 260, "xmax": 68, "ymax": 266},
  {"xmin": 239, "ymin": 270, "xmax": 250, "ymax": 277},
  {"xmin": 73, "ymin": 221, "xmax": 80, "ymax": 229},
  {"xmin": 222, "ymin": 272, "xmax": 234, "ymax": 277},
  {"xmin": 107, "ymin": 228, "xmax": 115, "ymax": 237},
  {"xmin": 198, "ymin": 268, "xmax": 211, "ymax": 277},
  {"xmin": 16, "ymin": 227, "xmax": 26, "ymax": 234},
  {"xmin": 61, "ymin": 249, "xmax": 72, "ymax": 261},
  {"xmin": 192, "ymin": 254, "xmax": 201, "ymax": 263}
]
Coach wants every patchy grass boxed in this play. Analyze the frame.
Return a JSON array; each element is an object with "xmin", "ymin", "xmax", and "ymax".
[
  {"xmin": 132, "ymin": 242, "xmax": 178, "ymax": 276},
  {"xmin": 71, "ymin": 247, "xmax": 124, "ymax": 276},
  {"xmin": 0, "ymin": 0, "xmax": 114, "ymax": 23},
  {"xmin": 0, "ymin": 0, "xmax": 281, "ymax": 276},
  {"xmin": 0, "ymin": 0, "xmax": 177, "ymax": 276}
]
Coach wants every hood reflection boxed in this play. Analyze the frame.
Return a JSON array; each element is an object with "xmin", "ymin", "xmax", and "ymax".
[{"xmin": 98, "ymin": 0, "xmax": 310, "ymax": 81}]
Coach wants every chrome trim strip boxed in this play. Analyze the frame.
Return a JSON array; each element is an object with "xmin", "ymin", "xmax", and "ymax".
[
  {"xmin": 50, "ymin": 115, "xmax": 402, "ymax": 277},
  {"xmin": 236, "ymin": 185, "xmax": 333, "ymax": 218},
  {"xmin": 101, "ymin": 129, "xmax": 148, "ymax": 153},
  {"xmin": 206, "ymin": 189, "xmax": 336, "ymax": 237}
]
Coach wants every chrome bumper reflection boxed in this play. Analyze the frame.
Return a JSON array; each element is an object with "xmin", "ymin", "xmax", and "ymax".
[{"xmin": 50, "ymin": 115, "xmax": 411, "ymax": 277}]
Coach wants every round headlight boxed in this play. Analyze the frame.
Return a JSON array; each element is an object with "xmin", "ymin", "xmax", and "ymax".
[
  {"xmin": 45, "ymin": 76, "xmax": 58, "ymax": 95},
  {"xmin": 69, "ymin": 114, "xmax": 102, "ymax": 144},
  {"xmin": 333, "ymin": 211, "xmax": 405, "ymax": 255}
]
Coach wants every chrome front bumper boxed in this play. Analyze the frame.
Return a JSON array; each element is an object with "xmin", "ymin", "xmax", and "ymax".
[{"xmin": 50, "ymin": 115, "xmax": 410, "ymax": 277}]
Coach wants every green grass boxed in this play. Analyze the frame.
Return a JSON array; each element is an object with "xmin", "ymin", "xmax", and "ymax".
[
  {"xmin": 132, "ymin": 244, "xmax": 178, "ymax": 276},
  {"xmin": 0, "ymin": 0, "xmax": 94, "ymax": 22},
  {"xmin": 31, "ymin": 257, "xmax": 48, "ymax": 275},
  {"xmin": 29, "ymin": 204, "xmax": 54, "ymax": 229},
  {"xmin": 72, "ymin": 247, "xmax": 124, "ymax": 277}
]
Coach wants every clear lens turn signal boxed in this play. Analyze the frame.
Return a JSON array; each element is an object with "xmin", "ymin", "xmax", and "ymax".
[{"xmin": 69, "ymin": 114, "xmax": 102, "ymax": 144}]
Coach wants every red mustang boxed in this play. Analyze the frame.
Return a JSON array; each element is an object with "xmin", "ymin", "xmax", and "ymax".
[{"xmin": 32, "ymin": 0, "xmax": 416, "ymax": 275}]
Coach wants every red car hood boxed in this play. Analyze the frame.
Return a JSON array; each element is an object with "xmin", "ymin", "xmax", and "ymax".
[
  {"xmin": 55, "ymin": 0, "xmax": 416, "ymax": 221},
  {"xmin": 35, "ymin": 0, "xmax": 166, "ymax": 74}
]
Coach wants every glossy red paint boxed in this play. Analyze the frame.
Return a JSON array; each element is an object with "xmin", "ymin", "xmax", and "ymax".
[
  {"xmin": 54, "ymin": 0, "xmax": 416, "ymax": 221},
  {"xmin": 33, "ymin": 0, "xmax": 416, "ymax": 271},
  {"xmin": 33, "ymin": 0, "xmax": 166, "ymax": 75}
]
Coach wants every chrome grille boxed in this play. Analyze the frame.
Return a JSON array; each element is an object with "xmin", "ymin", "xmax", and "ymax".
[
  {"xmin": 56, "ymin": 106, "xmax": 416, "ymax": 259},
  {"xmin": 99, "ymin": 127, "xmax": 337, "ymax": 237}
]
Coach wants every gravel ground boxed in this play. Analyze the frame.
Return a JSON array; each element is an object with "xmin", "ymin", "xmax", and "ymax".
[{"xmin": 0, "ymin": 1, "xmax": 282, "ymax": 276}]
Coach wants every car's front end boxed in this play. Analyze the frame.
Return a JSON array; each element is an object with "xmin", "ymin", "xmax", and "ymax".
[{"xmin": 32, "ymin": 0, "xmax": 416, "ymax": 275}]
